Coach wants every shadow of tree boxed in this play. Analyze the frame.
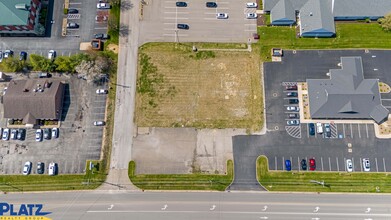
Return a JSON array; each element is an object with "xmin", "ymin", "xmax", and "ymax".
[
  {"xmin": 121, "ymin": 0, "xmax": 133, "ymax": 11},
  {"xmin": 119, "ymin": 24, "xmax": 130, "ymax": 37}
]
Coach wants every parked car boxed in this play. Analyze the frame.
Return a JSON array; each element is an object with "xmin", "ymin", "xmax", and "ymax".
[
  {"xmin": 94, "ymin": 33, "xmax": 110, "ymax": 40},
  {"xmin": 52, "ymin": 128, "xmax": 59, "ymax": 139},
  {"xmin": 285, "ymin": 160, "xmax": 291, "ymax": 171},
  {"xmin": 346, "ymin": 159, "xmax": 353, "ymax": 172},
  {"xmin": 287, "ymin": 120, "xmax": 300, "ymax": 126},
  {"xmin": 362, "ymin": 158, "xmax": 370, "ymax": 172},
  {"xmin": 0, "ymin": 128, "xmax": 3, "ymax": 137},
  {"xmin": 0, "ymin": 51, "xmax": 3, "ymax": 63},
  {"xmin": 4, "ymin": 50, "xmax": 13, "ymax": 58},
  {"xmin": 246, "ymin": 2, "xmax": 257, "ymax": 8},
  {"xmin": 93, "ymin": 121, "xmax": 105, "ymax": 126},
  {"xmin": 288, "ymin": 113, "xmax": 298, "ymax": 118},
  {"xmin": 175, "ymin": 1, "xmax": 187, "ymax": 7},
  {"xmin": 37, "ymin": 162, "xmax": 44, "ymax": 174},
  {"xmin": 286, "ymin": 106, "xmax": 299, "ymax": 112},
  {"xmin": 216, "ymin": 13, "xmax": 228, "ymax": 19},
  {"xmin": 48, "ymin": 162, "xmax": 57, "ymax": 176},
  {"xmin": 22, "ymin": 161, "xmax": 32, "ymax": 175},
  {"xmin": 68, "ymin": 8, "xmax": 79, "ymax": 14},
  {"xmin": 48, "ymin": 50, "xmax": 56, "ymax": 60},
  {"xmin": 38, "ymin": 72, "xmax": 52, "ymax": 78},
  {"xmin": 309, "ymin": 158, "xmax": 316, "ymax": 171},
  {"xmin": 96, "ymin": 89, "xmax": 108, "ymax": 94},
  {"xmin": 97, "ymin": 3, "xmax": 111, "ymax": 9},
  {"xmin": 10, "ymin": 129, "xmax": 17, "ymax": 140},
  {"xmin": 287, "ymin": 92, "xmax": 298, "ymax": 97},
  {"xmin": 324, "ymin": 123, "xmax": 331, "ymax": 138},
  {"xmin": 44, "ymin": 128, "xmax": 51, "ymax": 140},
  {"xmin": 301, "ymin": 159, "xmax": 307, "ymax": 170},
  {"xmin": 2, "ymin": 87, "xmax": 7, "ymax": 95},
  {"xmin": 308, "ymin": 123, "xmax": 315, "ymax": 136},
  {"xmin": 289, "ymin": 99, "xmax": 299, "ymax": 104},
  {"xmin": 17, "ymin": 129, "xmax": 25, "ymax": 140},
  {"xmin": 206, "ymin": 2, "xmax": 217, "ymax": 7},
  {"xmin": 316, "ymin": 122, "xmax": 323, "ymax": 134},
  {"xmin": 285, "ymin": 85, "xmax": 297, "ymax": 90},
  {"xmin": 246, "ymin": 13, "xmax": 258, "ymax": 19},
  {"xmin": 2, "ymin": 128, "xmax": 9, "ymax": 141},
  {"xmin": 19, "ymin": 51, "xmax": 27, "ymax": 61},
  {"xmin": 177, "ymin": 24, "xmax": 189, "ymax": 30},
  {"xmin": 67, "ymin": 22, "xmax": 79, "ymax": 29},
  {"xmin": 35, "ymin": 129, "xmax": 43, "ymax": 142}
]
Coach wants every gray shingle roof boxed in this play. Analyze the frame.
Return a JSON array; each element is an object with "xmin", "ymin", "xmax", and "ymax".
[
  {"xmin": 299, "ymin": 0, "xmax": 335, "ymax": 35},
  {"xmin": 3, "ymin": 79, "xmax": 65, "ymax": 123},
  {"xmin": 270, "ymin": 0, "xmax": 295, "ymax": 24},
  {"xmin": 307, "ymin": 57, "xmax": 389, "ymax": 124},
  {"xmin": 333, "ymin": 0, "xmax": 391, "ymax": 17}
]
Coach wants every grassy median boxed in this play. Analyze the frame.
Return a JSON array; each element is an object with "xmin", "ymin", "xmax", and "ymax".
[
  {"xmin": 258, "ymin": 23, "xmax": 391, "ymax": 60},
  {"xmin": 129, "ymin": 160, "xmax": 233, "ymax": 191},
  {"xmin": 257, "ymin": 156, "xmax": 391, "ymax": 193}
]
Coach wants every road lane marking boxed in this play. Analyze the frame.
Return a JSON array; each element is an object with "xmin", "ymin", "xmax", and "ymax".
[
  {"xmin": 360, "ymin": 157, "xmax": 363, "ymax": 172},
  {"xmin": 282, "ymin": 156, "xmax": 285, "ymax": 170},
  {"xmin": 366, "ymin": 123, "xmax": 369, "ymax": 138},
  {"xmin": 351, "ymin": 157, "xmax": 354, "ymax": 172},
  {"xmin": 210, "ymin": 205, "xmax": 216, "ymax": 211},
  {"xmin": 313, "ymin": 207, "xmax": 319, "ymax": 212},
  {"xmin": 164, "ymin": 17, "xmax": 189, "ymax": 19},
  {"xmin": 275, "ymin": 156, "xmax": 277, "ymax": 170},
  {"xmin": 343, "ymin": 123, "xmax": 346, "ymax": 138},
  {"xmin": 375, "ymin": 158, "xmax": 379, "ymax": 172},
  {"xmin": 298, "ymin": 157, "xmax": 300, "ymax": 171},
  {"xmin": 350, "ymin": 124, "xmax": 353, "ymax": 138},
  {"xmin": 164, "ymin": 11, "xmax": 189, "ymax": 14}
]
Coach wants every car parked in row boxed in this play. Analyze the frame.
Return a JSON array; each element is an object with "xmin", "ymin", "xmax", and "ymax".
[
  {"xmin": 206, "ymin": 2, "xmax": 217, "ymax": 7},
  {"xmin": 17, "ymin": 129, "xmax": 25, "ymax": 140},
  {"xmin": 2, "ymin": 128, "xmax": 9, "ymax": 141},
  {"xmin": 308, "ymin": 123, "xmax": 315, "ymax": 136},
  {"xmin": 48, "ymin": 162, "xmax": 57, "ymax": 176},
  {"xmin": 44, "ymin": 128, "xmax": 51, "ymax": 140},
  {"xmin": 246, "ymin": 13, "xmax": 258, "ymax": 19},
  {"xmin": 309, "ymin": 158, "xmax": 316, "ymax": 171},
  {"xmin": 23, "ymin": 161, "xmax": 32, "ymax": 175},
  {"xmin": 177, "ymin": 24, "xmax": 189, "ymax": 30},
  {"xmin": 19, "ymin": 51, "xmax": 27, "ymax": 61},
  {"xmin": 286, "ymin": 92, "xmax": 298, "ymax": 97},
  {"xmin": 97, "ymin": 3, "xmax": 111, "ymax": 9},
  {"xmin": 301, "ymin": 159, "xmax": 307, "ymax": 170},
  {"xmin": 287, "ymin": 120, "xmax": 300, "ymax": 126},
  {"xmin": 285, "ymin": 160, "xmax": 291, "ymax": 171},
  {"xmin": 10, "ymin": 129, "xmax": 17, "ymax": 140},
  {"xmin": 35, "ymin": 129, "xmax": 43, "ymax": 142},
  {"xmin": 316, "ymin": 122, "xmax": 323, "ymax": 134},
  {"xmin": 363, "ymin": 158, "xmax": 370, "ymax": 172},
  {"xmin": 288, "ymin": 113, "xmax": 298, "ymax": 118},
  {"xmin": 48, "ymin": 50, "xmax": 56, "ymax": 60},
  {"xmin": 68, "ymin": 8, "xmax": 79, "ymax": 14},
  {"xmin": 216, "ymin": 13, "xmax": 228, "ymax": 19},
  {"xmin": 94, "ymin": 121, "xmax": 105, "ymax": 126},
  {"xmin": 176, "ymin": 1, "xmax": 187, "ymax": 7},
  {"xmin": 324, "ymin": 123, "xmax": 331, "ymax": 138},
  {"xmin": 94, "ymin": 33, "xmax": 110, "ymax": 40},
  {"xmin": 96, "ymin": 89, "xmax": 108, "ymax": 94},
  {"xmin": 246, "ymin": 2, "xmax": 257, "ymax": 8},
  {"xmin": 4, "ymin": 50, "xmax": 13, "ymax": 58},
  {"xmin": 37, "ymin": 162, "xmax": 45, "ymax": 174},
  {"xmin": 285, "ymin": 85, "xmax": 297, "ymax": 90},
  {"xmin": 346, "ymin": 159, "xmax": 353, "ymax": 172},
  {"xmin": 289, "ymin": 99, "xmax": 299, "ymax": 104},
  {"xmin": 287, "ymin": 106, "xmax": 299, "ymax": 112},
  {"xmin": 52, "ymin": 128, "xmax": 59, "ymax": 139},
  {"xmin": 67, "ymin": 22, "xmax": 79, "ymax": 29}
]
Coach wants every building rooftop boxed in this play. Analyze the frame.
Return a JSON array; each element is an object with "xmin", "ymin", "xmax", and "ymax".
[
  {"xmin": 0, "ymin": 0, "xmax": 31, "ymax": 26},
  {"xmin": 307, "ymin": 57, "xmax": 389, "ymax": 124}
]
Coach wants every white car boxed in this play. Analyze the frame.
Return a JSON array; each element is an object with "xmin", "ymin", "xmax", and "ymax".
[
  {"xmin": 96, "ymin": 89, "xmax": 108, "ymax": 94},
  {"xmin": 35, "ymin": 129, "xmax": 43, "ymax": 142},
  {"xmin": 246, "ymin": 13, "xmax": 258, "ymax": 19},
  {"xmin": 10, "ymin": 129, "xmax": 17, "ymax": 140},
  {"xmin": 246, "ymin": 2, "xmax": 257, "ymax": 8},
  {"xmin": 97, "ymin": 3, "xmax": 111, "ymax": 9},
  {"xmin": 316, "ymin": 122, "xmax": 323, "ymax": 134},
  {"xmin": 23, "ymin": 161, "xmax": 32, "ymax": 175},
  {"xmin": 48, "ymin": 162, "xmax": 57, "ymax": 176},
  {"xmin": 286, "ymin": 106, "xmax": 299, "ymax": 112},
  {"xmin": 346, "ymin": 159, "xmax": 353, "ymax": 172},
  {"xmin": 363, "ymin": 158, "xmax": 370, "ymax": 172},
  {"xmin": 48, "ymin": 50, "xmax": 56, "ymax": 60},
  {"xmin": 4, "ymin": 50, "xmax": 13, "ymax": 58},
  {"xmin": 216, "ymin": 13, "xmax": 228, "ymax": 19},
  {"xmin": 52, "ymin": 128, "xmax": 59, "ymax": 139},
  {"xmin": 2, "ymin": 128, "xmax": 9, "ymax": 141},
  {"xmin": 93, "ymin": 121, "xmax": 105, "ymax": 126}
]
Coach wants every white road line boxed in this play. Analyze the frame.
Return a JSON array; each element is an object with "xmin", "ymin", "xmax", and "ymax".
[
  {"xmin": 380, "ymin": 99, "xmax": 391, "ymax": 101},
  {"xmin": 290, "ymin": 157, "xmax": 293, "ymax": 170},
  {"xmin": 244, "ymin": 23, "xmax": 257, "ymax": 26},
  {"xmin": 350, "ymin": 124, "xmax": 353, "ymax": 138},
  {"xmin": 163, "ymin": 34, "xmax": 188, "ymax": 37},
  {"xmin": 164, "ymin": 6, "xmax": 176, "ymax": 9},
  {"xmin": 328, "ymin": 157, "xmax": 331, "ymax": 171},
  {"xmin": 351, "ymin": 157, "xmax": 354, "ymax": 172},
  {"xmin": 275, "ymin": 156, "xmax": 277, "ymax": 170},
  {"xmin": 164, "ymin": 28, "xmax": 178, "ymax": 31},
  {"xmin": 343, "ymin": 123, "xmax": 346, "ymax": 138},
  {"xmin": 164, "ymin": 11, "xmax": 189, "ymax": 14},
  {"xmin": 366, "ymin": 124, "xmax": 369, "ymax": 138},
  {"xmin": 204, "ymin": 18, "xmax": 217, "ymax": 20},
  {"xmin": 375, "ymin": 158, "xmax": 379, "ymax": 172},
  {"xmin": 94, "ymin": 27, "xmax": 108, "ymax": 30},
  {"xmin": 383, "ymin": 158, "xmax": 386, "ymax": 172},
  {"xmin": 307, "ymin": 124, "xmax": 309, "ymax": 138},
  {"xmin": 69, "ymin": 2, "xmax": 82, "ymax": 4},
  {"xmin": 360, "ymin": 157, "xmax": 363, "ymax": 172},
  {"xmin": 164, "ymin": 17, "xmax": 189, "ymax": 19},
  {"xmin": 321, "ymin": 157, "xmax": 324, "ymax": 171},
  {"xmin": 298, "ymin": 157, "xmax": 300, "ymax": 171},
  {"xmin": 336, "ymin": 157, "xmax": 339, "ymax": 171},
  {"xmin": 358, "ymin": 124, "xmax": 361, "ymax": 138},
  {"xmin": 204, "ymin": 12, "xmax": 217, "ymax": 15},
  {"xmin": 282, "ymin": 156, "xmax": 285, "ymax": 170},
  {"xmin": 164, "ymin": 23, "xmax": 176, "ymax": 25}
]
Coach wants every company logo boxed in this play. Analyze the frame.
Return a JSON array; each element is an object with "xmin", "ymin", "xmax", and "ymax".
[{"xmin": 0, "ymin": 202, "xmax": 52, "ymax": 220}]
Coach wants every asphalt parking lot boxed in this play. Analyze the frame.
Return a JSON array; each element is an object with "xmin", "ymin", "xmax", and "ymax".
[
  {"xmin": 140, "ymin": 0, "xmax": 258, "ymax": 43},
  {"xmin": 230, "ymin": 50, "xmax": 391, "ymax": 190},
  {"xmin": 0, "ymin": 75, "xmax": 108, "ymax": 175}
]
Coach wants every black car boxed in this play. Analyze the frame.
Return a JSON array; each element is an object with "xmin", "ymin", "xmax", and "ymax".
[
  {"xmin": 176, "ymin": 1, "xmax": 187, "ymax": 7},
  {"xmin": 17, "ymin": 129, "xmax": 25, "ymax": 140},
  {"xmin": 301, "ymin": 159, "xmax": 307, "ymax": 170},
  {"xmin": 308, "ymin": 123, "xmax": 315, "ymax": 136},
  {"xmin": 289, "ymin": 99, "xmax": 299, "ymax": 104},
  {"xmin": 68, "ymin": 8, "xmax": 79, "ymax": 14},
  {"xmin": 177, "ymin": 24, "xmax": 189, "ymax": 29},
  {"xmin": 325, "ymin": 123, "xmax": 331, "ymax": 138},
  {"xmin": 19, "ymin": 51, "xmax": 27, "ymax": 61},
  {"xmin": 94, "ymin": 33, "xmax": 110, "ymax": 39},
  {"xmin": 37, "ymin": 162, "xmax": 44, "ymax": 174},
  {"xmin": 206, "ymin": 2, "xmax": 217, "ymax": 7}
]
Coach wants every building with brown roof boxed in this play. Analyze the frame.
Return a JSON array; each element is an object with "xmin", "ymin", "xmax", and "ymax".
[{"xmin": 3, "ymin": 79, "xmax": 65, "ymax": 125}]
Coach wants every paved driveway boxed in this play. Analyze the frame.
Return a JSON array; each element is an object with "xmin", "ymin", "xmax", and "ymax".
[{"xmin": 230, "ymin": 50, "xmax": 391, "ymax": 190}]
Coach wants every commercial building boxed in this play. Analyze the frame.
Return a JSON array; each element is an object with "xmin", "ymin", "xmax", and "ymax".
[
  {"xmin": 307, "ymin": 57, "xmax": 389, "ymax": 124},
  {"xmin": 3, "ymin": 79, "xmax": 65, "ymax": 126}
]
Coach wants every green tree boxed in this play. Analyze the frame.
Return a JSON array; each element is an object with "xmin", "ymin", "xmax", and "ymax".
[
  {"xmin": 54, "ymin": 56, "xmax": 72, "ymax": 72},
  {"xmin": 2, "ymin": 57, "xmax": 26, "ymax": 72},
  {"xmin": 379, "ymin": 12, "xmax": 391, "ymax": 31},
  {"xmin": 30, "ymin": 54, "xmax": 56, "ymax": 72}
]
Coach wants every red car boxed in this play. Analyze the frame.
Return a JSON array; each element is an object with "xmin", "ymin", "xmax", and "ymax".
[
  {"xmin": 286, "ymin": 85, "xmax": 298, "ymax": 90},
  {"xmin": 309, "ymin": 158, "xmax": 316, "ymax": 171}
]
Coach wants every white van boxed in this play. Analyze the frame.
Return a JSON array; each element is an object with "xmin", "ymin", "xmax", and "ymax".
[{"xmin": 316, "ymin": 122, "xmax": 323, "ymax": 134}]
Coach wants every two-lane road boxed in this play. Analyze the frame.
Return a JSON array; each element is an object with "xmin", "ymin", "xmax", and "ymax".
[{"xmin": 5, "ymin": 191, "xmax": 391, "ymax": 219}]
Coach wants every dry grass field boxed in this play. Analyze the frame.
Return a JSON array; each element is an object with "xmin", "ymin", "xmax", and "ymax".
[{"xmin": 135, "ymin": 43, "xmax": 263, "ymax": 131}]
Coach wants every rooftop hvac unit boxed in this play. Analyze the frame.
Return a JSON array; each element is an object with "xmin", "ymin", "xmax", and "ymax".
[{"xmin": 15, "ymin": 4, "xmax": 28, "ymax": 10}]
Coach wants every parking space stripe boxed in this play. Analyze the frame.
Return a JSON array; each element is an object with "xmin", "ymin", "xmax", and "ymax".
[
  {"xmin": 360, "ymin": 157, "xmax": 363, "ymax": 172},
  {"xmin": 328, "ymin": 157, "xmax": 331, "ymax": 171},
  {"xmin": 351, "ymin": 157, "xmax": 354, "ymax": 172},
  {"xmin": 343, "ymin": 123, "xmax": 346, "ymax": 138},
  {"xmin": 350, "ymin": 124, "xmax": 353, "ymax": 138},
  {"xmin": 321, "ymin": 157, "xmax": 324, "ymax": 171},
  {"xmin": 366, "ymin": 124, "xmax": 369, "ymax": 138},
  {"xmin": 164, "ymin": 17, "xmax": 189, "ymax": 19},
  {"xmin": 275, "ymin": 156, "xmax": 277, "ymax": 170},
  {"xmin": 375, "ymin": 158, "xmax": 379, "ymax": 172},
  {"xmin": 358, "ymin": 124, "xmax": 361, "ymax": 138},
  {"xmin": 297, "ymin": 157, "xmax": 300, "ymax": 171},
  {"xmin": 336, "ymin": 157, "xmax": 339, "ymax": 171},
  {"xmin": 164, "ymin": 11, "xmax": 189, "ymax": 14},
  {"xmin": 383, "ymin": 158, "xmax": 386, "ymax": 172},
  {"xmin": 282, "ymin": 156, "xmax": 285, "ymax": 170}
]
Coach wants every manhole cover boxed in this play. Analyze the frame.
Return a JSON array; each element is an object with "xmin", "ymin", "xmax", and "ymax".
[
  {"xmin": 273, "ymin": 93, "xmax": 278, "ymax": 97},
  {"xmin": 275, "ymin": 126, "xmax": 279, "ymax": 130}
]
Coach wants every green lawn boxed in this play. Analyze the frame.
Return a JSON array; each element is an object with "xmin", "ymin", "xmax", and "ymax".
[
  {"xmin": 129, "ymin": 160, "xmax": 233, "ymax": 191},
  {"xmin": 257, "ymin": 156, "xmax": 391, "ymax": 193},
  {"xmin": 258, "ymin": 23, "xmax": 391, "ymax": 60}
]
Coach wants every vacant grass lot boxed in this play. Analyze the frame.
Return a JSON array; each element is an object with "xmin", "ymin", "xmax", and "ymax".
[
  {"xmin": 129, "ymin": 160, "xmax": 233, "ymax": 191},
  {"xmin": 136, "ymin": 43, "xmax": 263, "ymax": 131},
  {"xmin": 257, "ymin": 156, "xmax": 391, "ymax": 193},
  {"xmin": 258, "ymin": 23, "xmax": 391, "ymax": 60}
]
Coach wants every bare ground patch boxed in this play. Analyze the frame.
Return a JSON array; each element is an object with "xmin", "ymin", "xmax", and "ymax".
[{"xmin": 136, "ymin": 43, "xmax": 263, "ymax": 131}]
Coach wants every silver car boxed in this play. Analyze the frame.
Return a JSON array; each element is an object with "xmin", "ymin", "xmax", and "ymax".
[
  {"xmin": 216, "ymin": 13, "xmax": 228, "ymax": 19},
  {"xmin": 246, "ymin": 13, "xmax": 258, "ymax": 19}
]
